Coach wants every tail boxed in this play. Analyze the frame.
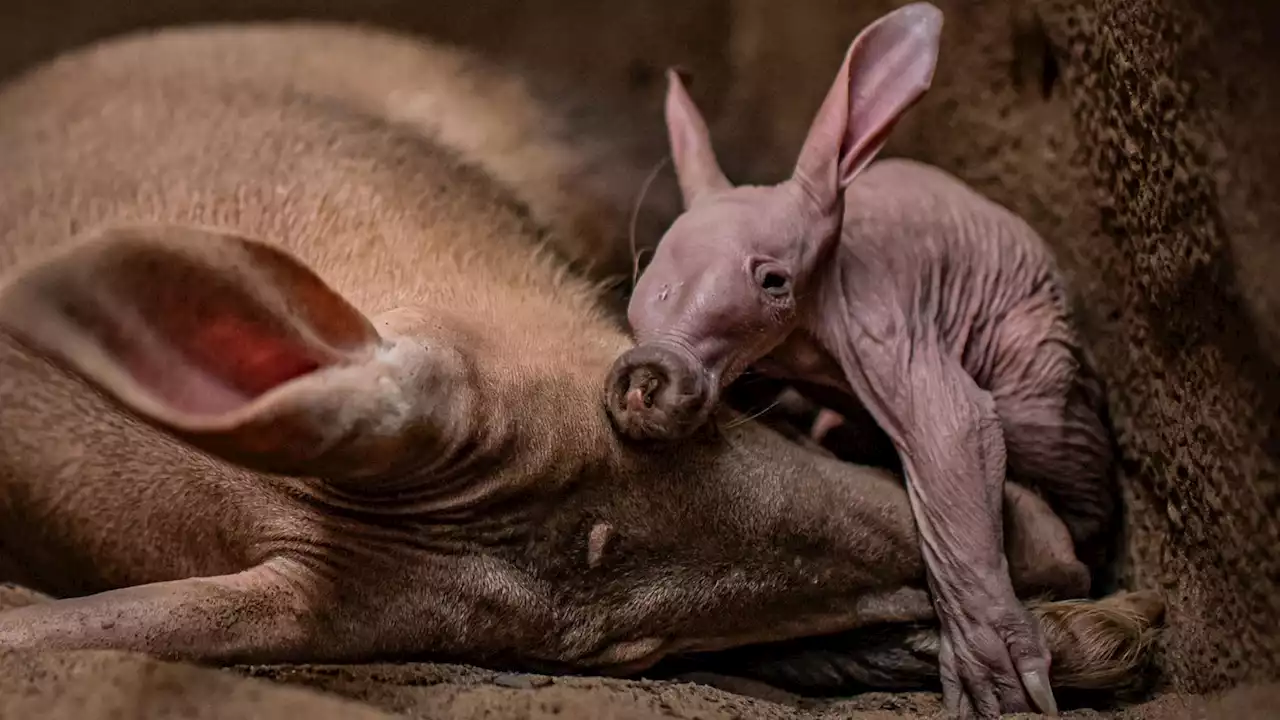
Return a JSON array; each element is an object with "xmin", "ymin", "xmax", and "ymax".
[
  {"xmin": 695, "ymin": 590, "xmax": 1164, "ymax": 700},
  {"xmin": 1031, "ymin": 590, "xmax": 1164, "ymax": 693}
]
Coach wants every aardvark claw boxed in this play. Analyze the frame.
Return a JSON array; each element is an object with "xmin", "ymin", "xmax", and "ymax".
[{"xmin": 1022, "ymin": 668, "xmax": 1059, "ymax": 715}]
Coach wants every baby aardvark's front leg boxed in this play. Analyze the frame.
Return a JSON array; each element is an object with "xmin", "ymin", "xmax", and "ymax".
[{"xmin": 831, "ymin": 327, "xmax": 1057, "ymax": 719}]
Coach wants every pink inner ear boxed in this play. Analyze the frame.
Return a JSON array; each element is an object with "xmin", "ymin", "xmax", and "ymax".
[
  {"xmin": 194, "ymin": 314, "xmax": 323, "ymax": 396},
  {"xmin": 121, "ymin": 312, "xmax": 324, "ymax": 418}
]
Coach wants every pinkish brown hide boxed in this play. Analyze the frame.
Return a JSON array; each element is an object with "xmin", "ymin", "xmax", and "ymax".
[
  {"xmin": 608, "ymin": 3, "xmax": 1122, "ymax": 718},
  {"xmin": 0, "ymin": 20, "xmax": 1146, "ymax": 709}
]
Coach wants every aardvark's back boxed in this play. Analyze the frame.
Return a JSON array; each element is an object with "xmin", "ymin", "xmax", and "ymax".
[
  {"xmin": 839, "ymin": 158, "xmax": 1071, "ymax": 381},
  {"xmin": 0, "ymin": 23, "xmax": 606, "ymax": 330}
]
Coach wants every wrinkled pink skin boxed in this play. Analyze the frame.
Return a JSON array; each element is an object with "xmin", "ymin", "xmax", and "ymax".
[{"xmin": 603, "ymin": 4, "xmax": 1117, "ymax": 719}]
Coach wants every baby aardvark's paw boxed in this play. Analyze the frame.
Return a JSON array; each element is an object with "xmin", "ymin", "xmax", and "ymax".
[{"xmin": 937, "ymin": 586, "xmax": 1058, "ymax": 719}]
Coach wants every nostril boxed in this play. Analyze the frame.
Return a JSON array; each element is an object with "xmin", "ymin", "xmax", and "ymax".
[
  {"xmin": 618, "ymin": 364, "xmax": 666, "ymax": 413},
  {"xmin": 624, "ymin": 386, "xmax": 649, "ymax": 412},
  {"xmin": 625, "ymin": 386, "xmax": 644, "ymax": 411}
]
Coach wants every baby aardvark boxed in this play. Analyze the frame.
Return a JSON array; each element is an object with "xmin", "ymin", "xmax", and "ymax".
[{"xmin": 605, "ymin": 4, "xmax": 1119, "ymax": 718}]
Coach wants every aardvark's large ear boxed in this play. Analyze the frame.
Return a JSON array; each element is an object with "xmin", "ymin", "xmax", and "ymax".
[
  {"xmin": 0, "ymin": 224, "xmax": 434, "ymax": 480},
  {"xmin": 792, "ymin": 3, "xmax": 944, "ymax": 210},
  {"xmin": 665, "ymin": 69, "xmax": 732, "ymax": 208}
]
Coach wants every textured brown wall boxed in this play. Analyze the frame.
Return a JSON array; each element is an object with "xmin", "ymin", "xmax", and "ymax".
[
  {"xmin": 1039, "ymin": 0, "xmax": 1280, "ymax": 693},
  {"xmin": 1, "ymin": 0, "xmax": 1277, "ymax": 698}
]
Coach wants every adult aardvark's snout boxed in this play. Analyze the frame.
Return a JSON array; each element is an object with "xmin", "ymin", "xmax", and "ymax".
[{"xmin": 604, "ymin": 342, "xmax": 714, "ymax": 441}]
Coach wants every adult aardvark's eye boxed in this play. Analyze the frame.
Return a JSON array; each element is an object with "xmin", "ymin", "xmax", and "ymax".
[{"xmin": 753, "ymin": 262, "xmax": 792, "ymax": 298}]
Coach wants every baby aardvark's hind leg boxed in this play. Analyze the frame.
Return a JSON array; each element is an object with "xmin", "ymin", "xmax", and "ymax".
[{"xmin": 989, "ymin": 330, "xmax": 1120, "ymax": 574}]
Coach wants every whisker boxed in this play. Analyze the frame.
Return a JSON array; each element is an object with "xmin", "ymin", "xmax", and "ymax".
[
  {"xmin": 724, "ymin": 399, "xmax": 781, "ymax": 430},
  {"xmin": 629, "ymin": 155, "xmax": 672, "ymax": 292}
]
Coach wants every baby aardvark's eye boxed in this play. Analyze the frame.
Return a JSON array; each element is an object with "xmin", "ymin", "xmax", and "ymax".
[{"xmin": 753, "ymin": 262, "xmax": 793, "ymax": 299}]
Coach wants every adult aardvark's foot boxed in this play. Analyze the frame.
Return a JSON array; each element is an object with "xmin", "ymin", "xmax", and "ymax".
[{"xmin": 937, "ymin": 582, "xmax": 1058, "ymax": 719}]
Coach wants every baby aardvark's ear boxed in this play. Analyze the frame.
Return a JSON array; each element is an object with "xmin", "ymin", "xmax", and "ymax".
[
  {"xmin": 792, "ymin": 2, "xmax": 944, "ymax": 211},
  {"xmin": 664, "ymin": 69, "xmax": 732, "ymax": 208}
]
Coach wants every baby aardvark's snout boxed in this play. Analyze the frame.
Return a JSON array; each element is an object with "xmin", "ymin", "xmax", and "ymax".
[{"xmin": 605, "ymin": 343, "xmax": 714, "ymax": 441}]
